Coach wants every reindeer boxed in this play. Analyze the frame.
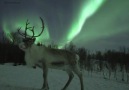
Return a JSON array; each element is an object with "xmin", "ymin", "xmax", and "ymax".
[{"xmin": 17, "ymin": 17, "xmax": 84, "ymax": 90}]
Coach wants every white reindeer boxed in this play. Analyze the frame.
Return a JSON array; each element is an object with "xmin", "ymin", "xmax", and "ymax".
[{"xmin": 17, "ymin": 17, "xmax": 84, "ymax": 90}]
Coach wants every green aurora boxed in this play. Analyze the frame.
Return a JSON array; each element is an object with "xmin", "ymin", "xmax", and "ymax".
[
  {"xmin": 66, "ymin": 0, "xmax": 106, "ymax": 42},
  {"xmin": 3, "ymin": 17, "xmax": 50, "ymax": 44},
  {"xmin": 2, "ymin": 0, "xmax": 129, "ymax": 50},
  {"xmin": 72, "ymin": 0, "xmax": 129, "ymax": 48}
]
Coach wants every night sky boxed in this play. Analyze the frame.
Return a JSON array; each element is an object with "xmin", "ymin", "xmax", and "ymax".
[{"xmin": 0, "ymin": 0, "xmax": 129, "ymax": 51}]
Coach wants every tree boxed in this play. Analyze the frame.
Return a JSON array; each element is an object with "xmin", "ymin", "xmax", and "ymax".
[{"xmin": 77, "ymin": 47, "xmax": 87, "ymax": 69}]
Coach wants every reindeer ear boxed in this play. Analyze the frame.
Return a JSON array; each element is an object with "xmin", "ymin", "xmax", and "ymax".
[{"xmin": 19, "ymin": 43, "xmax": 26, "ymax": 51}]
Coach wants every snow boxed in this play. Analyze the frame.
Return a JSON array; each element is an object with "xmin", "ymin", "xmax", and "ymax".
[{"xmin": 0, "ymin": 64, "xmax": 129, "ymax": 90}]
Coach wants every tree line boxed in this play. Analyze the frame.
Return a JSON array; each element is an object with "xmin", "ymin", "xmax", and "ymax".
[{"xmin": 0, "ymin": 35, "xmax": 129, "ymax": 72}]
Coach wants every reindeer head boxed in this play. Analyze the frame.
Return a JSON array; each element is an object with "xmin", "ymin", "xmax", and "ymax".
[{"xmin": 18, "ymin": 17, "xmax": 44, "ymax": 50}]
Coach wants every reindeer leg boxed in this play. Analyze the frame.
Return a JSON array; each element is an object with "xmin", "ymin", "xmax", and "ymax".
[
  {"xmin": 42, "ymin": 63, "xmax": 49, "ymax": 90},
  {"xmin": 73, "ymin": 66, "xmax": 84, "ymax": 90},
  {"xmin": 62, "ymin": 70, "xmax": 74, "ymax": 90}
]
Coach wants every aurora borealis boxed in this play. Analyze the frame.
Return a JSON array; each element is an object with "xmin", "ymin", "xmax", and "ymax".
[
  {"xmin": 0, "ymin": 0, "xmax": 129, "ymax": 50},
  {"xmin": 2, "ymin": 16, "xmax": 50, "ymax": 44},
  {"xmin": 65, "ymin": 0, "xmax": 106, "ymax": 43}
]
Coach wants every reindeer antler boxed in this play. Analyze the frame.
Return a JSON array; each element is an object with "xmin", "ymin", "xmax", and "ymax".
[{"xmin": 18, "ymin": 17, "xmax": 45, "ymax": 39}]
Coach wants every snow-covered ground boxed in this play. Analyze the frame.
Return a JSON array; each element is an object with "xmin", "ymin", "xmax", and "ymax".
[{"xmin": 0, "ymin": 63, "xmax": 129, "ymax": 90}]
